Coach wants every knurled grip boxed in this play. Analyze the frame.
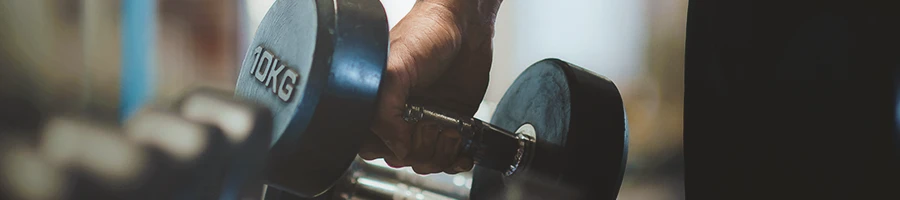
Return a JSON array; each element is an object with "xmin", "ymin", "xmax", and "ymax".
[{"xmin": 401, "ymin": 104, "xmax": 534, "ymax": 176}]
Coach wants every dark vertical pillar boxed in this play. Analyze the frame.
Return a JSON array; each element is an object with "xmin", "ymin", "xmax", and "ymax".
[{"xmin": 684, "ymin": 0, "xmax": 899, "ymax": 199}]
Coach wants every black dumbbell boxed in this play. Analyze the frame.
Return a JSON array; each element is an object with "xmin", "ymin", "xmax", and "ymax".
[
  {"xmin": 233, "ymin": 0, "xmax": 628, "ymax": 199},
  {"xmin": 0, "ymin": 93, "xmax": 274, "ymax": 200},
  {"xmin": 0, "ymin": 115, "xmax": 231, "ymax": 200},
  {"xmin": 123, "ymin": 110, "xmax": 234, "ymax": 200},
  {"xmin": 175, "ymin": 89, "xmax": 274, "ymax": 200}
]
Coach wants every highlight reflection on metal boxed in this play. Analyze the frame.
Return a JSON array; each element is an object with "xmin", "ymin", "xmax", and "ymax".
[
  {"xmin": 352, "ymin": 177, "xmax": 457, "ymax": 200},
  {"xmin": 357, "ymin": 177, "xmax": 397, "ymax": 192},
  {"xmin": 332, "ymin": 157, "xmax": 473, "ymax": 200},
  {"xmin": 508, "ymin": 123, "xmax": 537, "ymax": 177}
]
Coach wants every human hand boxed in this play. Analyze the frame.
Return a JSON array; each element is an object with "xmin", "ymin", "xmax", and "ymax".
[{"xmin": 359, "ymin": 0, "xmax": 502, "ymax": 174}]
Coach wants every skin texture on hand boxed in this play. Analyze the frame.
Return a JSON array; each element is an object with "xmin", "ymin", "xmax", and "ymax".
[{"xmin": 360, "ymin": 0, "xmax": 503, "ymax": 175}]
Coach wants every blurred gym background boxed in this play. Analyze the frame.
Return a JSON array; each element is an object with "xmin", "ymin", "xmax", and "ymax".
[{"xmin": 0, "ymin": 0, "xmax": 685, "ymax": 199}]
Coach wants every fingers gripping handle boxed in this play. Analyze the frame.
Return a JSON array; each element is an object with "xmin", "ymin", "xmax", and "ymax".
[{"xmin": 402, "ymin": 104, "xmax": 534, "ymax": 176}]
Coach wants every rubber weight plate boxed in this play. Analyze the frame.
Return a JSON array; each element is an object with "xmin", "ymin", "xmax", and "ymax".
[
  {"xmin": 471, "ymin": 59, "xmax": 628, "ymax": 200},
  {"xmin": 233, "ymin": 0, "xmax": 388, "ymax": 197}
]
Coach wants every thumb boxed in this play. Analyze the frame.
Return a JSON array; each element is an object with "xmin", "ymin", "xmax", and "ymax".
[{"xmin": 370, "ymin": 68, "xmax": 414, "ymax": 159}]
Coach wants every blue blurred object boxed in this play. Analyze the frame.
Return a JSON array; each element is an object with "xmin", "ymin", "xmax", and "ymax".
[{"xmin": 120, "ymin": 0, "xmax": 157, "ymax": 122}]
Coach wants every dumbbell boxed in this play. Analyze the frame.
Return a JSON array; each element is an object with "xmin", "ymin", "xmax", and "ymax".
[
  {"xmin": 0, "ymin": 91, "xmax": 273, "ymax": 200},
  {"xmin": 128, "ymin": 90, "xmax": 274, "ymax": 200},
  {"xmin": 0, "ymin": 115, "xmax": 231, "ymax": 200},
  {"xmin": 233, "ymin": 0, "xmax": 628, "ymax": 199}
]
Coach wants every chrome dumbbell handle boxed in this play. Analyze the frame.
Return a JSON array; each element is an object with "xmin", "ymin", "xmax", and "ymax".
[{"xmin": 402, "ymin": 104, "xmax": 535, "ymax": 176}]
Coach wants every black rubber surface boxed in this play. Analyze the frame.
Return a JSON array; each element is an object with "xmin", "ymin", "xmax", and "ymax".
[
  {"xmin": 234, "ymin": 0, "xmax": 389, "ymax": 198},
  {"xmin": 471, "ymin": 58, "xmax": 627, "ymax": 200}
]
